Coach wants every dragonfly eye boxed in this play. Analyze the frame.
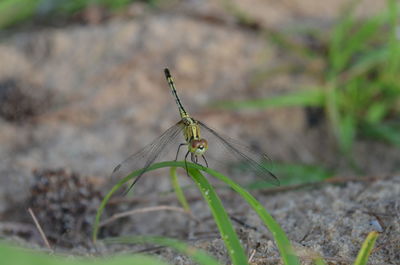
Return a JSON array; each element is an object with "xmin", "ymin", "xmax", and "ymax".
[
  {"xmin": 191, "ymin": 140, "xmax": 199, "ymax": 149},
  {"xmin": 199, "ymin": 139, "xmax": 208, "ymax": 149},
  {"xmin": 190, "ymin": 139, "xmax": 208, "ymax": 154}
]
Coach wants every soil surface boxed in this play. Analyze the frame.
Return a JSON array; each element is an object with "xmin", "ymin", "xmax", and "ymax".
[{"xmin": 0, "ymin": 1, "xmax": 398, "ymax": 264}]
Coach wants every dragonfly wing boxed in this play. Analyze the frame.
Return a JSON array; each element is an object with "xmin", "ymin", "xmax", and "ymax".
[
  {"xmin": 111, "ymin": 121, "xmax": 184, "ymax": 193},
  {"xmin": 197, "ymin": 121, "xmax": 280, "ymax": 186}
]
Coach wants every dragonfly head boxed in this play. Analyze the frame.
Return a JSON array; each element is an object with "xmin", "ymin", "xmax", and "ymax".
[{"xmin": 189, "ymin": 139, "xmax": 208, "ymax": 156}]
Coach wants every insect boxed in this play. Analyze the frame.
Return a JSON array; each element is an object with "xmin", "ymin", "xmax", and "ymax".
[{"xmin": 111, "ymin": 68, "xmax": 279, "ymax": 194}]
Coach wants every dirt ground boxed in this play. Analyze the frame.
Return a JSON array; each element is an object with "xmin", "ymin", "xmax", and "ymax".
[{"xmin": 0, "ymin": 0, "xmax": 399, "ymax": 264}]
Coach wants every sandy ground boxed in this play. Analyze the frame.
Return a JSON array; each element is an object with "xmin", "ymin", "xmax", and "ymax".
[{"xmin": 0, "ymin": 0, "xmax": 399, "ymax": 264}]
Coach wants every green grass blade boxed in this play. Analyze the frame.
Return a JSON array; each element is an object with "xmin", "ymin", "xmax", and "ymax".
[
  {"xmin": 386, "ymin": 0, "xmax": 400, "ymax": 76},
  {"xmin": 345, "ymin": 48, "xmax": 388, "ymax": 79},
  {"xmin": 362, "ymin": 123, "xmax": 400, "ymax": 147},
  {"xmin": 329, "ymin": 0, "xmax": 358, "ymax": 74},
  {"xmin": 337, "ymin": 113, "xmax": 357, "ymax": 153},
  {"xmin": 353, "ymin": 231, "xmax": 379, "ymax": 265},
  {"xmin": 338, "ymin": 14, "xmax": 386, "ymax": 71},
  {"xmin": 104, "ymin": 235, "xmax": 221, "ymax": 265},
  {"xmin": 188, "ymin": 167, "xmax": 249, "ymax": 265},
  {"xmin": 0, "ymin": 243, "xmax": 171, "ymax": 265},
  {"xmin": 214, "ymin": 89, "xmax": 324, "ymax": 109},
  {"xmin": 365, "ymin": 102, "xmax": 388, "ymax": 124},
  {"xmin": 170, "ymin": 167, "xmax": 191, "ymax": 212},
  {"xmin": 199, "ymin": 166, "xmax": 300, "ymax": 265},
  {"xmin": 246, "ymin": 163, "xmax": 334, "ymax": 189},
  {"xmin": 94, "ymin": 161, "xmax": 300, "ymax": 265},
  {"xmin": 325, "ymin": 82, "xmax": 341, "ymax": 145}
]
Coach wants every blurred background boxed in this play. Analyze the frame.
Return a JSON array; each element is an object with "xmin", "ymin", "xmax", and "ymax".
[{"xmin": 0, "ymin": 0, "xmax": 399, "ymax": 261}]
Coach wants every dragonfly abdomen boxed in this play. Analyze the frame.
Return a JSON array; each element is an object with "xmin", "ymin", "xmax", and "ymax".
[{"xmin": 164, "ymin": 68, "xmax": 189, "ymax": 119}]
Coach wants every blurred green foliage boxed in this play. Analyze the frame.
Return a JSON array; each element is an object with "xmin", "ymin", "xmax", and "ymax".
[
  {"xmin": 218, "ymin": 0, "xmax": 400, "ymax": 155},
  {"xmin": 0, "ymin": 242, "xmax": 171, "ymax": 265},
  {"xmin": 0, "ymin": 0, "xmax": 157, "ymax": 29},
  {"xmin": 324, "ymin": 0, "xmax": 400, "ymax": 153}
]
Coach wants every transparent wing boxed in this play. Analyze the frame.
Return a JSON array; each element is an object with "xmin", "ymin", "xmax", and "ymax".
[
  {"xmin": 111, "ymin": 122, "xmax": 184, "ymax": 193},
  {"xmin": 197, "ymin": 120, "xmax": 280, "ymax": 186}
]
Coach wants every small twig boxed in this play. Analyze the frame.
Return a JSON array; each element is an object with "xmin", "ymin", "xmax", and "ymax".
[
  {"xmin": 230, "ymin": 215, "xmax": 258, "ymax": 231},
  {"xmin": 248, "ymin": 248, "xmax": 257, "ymax": 263},
  {"xmin": 99, "ymin": 205, "xmax": 198, "ymax": 227},
  {"xmin": 28, "ymin": 208, "xmax": 52, "ymax": 251}
]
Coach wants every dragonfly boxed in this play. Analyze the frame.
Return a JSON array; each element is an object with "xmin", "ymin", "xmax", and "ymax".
[{"xmin": 111, "ymin": 68, "xmax": 279, "ymax": 194}]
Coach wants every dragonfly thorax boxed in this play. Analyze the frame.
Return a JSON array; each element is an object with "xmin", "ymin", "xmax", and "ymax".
[
  {"xmin": 181, "ymin": 118, "xmax": 208, "ymax": 155},
  {"xmin": 189, "ymin": 138, "xmax": 208, "ymax": 155}
]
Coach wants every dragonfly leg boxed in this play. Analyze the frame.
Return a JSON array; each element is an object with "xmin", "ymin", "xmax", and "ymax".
[
  {"xmin": 202, "ymin": 155, "xmax": 209, "ymax": 168},
  {"xmin": 192, "ymin": 154, "xmax": 203, "ymax": 166},
  {"xmin": 175, "ymin": 143, "xmax": 187, "ymax": 161},
  {"xmin": 184, "ymin": 150, "xmax": 190, "ymax": 177}
]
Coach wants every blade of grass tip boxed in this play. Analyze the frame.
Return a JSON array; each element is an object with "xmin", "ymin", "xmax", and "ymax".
[
  {"xmin": 170, "ymin": 167, "xmax": 191, "ymax": 212},
  {"xmin": 104, "ymin": 235, "xmax": 221, "ymax": 265},
  {"xmin": 353, "ymin": 231, "xmax": 379, "ymax": 265},
  {"xmin": 188, "ymin": 167, "xmax": 249, "ymax": 265}
]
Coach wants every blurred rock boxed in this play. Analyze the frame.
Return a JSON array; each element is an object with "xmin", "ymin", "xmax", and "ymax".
[{"xmin": 28, "ymin": 169, "xmax": 101, "ymax": 247}]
